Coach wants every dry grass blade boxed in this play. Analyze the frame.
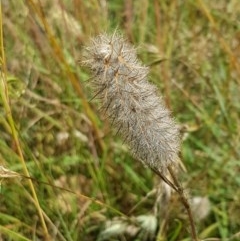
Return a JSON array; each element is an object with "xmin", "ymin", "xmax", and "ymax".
[
  {"xmin": 0, "ymin": 3, "xmax": 50, "ymax": 239},
  {"xmin": 0, "ymin": 166, "xmax": 20, "ymax": 179},
  {"xmin": 23, "ymin": 0, "xmax": 105, "ymax": 154}
]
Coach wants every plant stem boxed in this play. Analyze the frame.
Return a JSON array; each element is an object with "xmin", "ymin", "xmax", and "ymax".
[
  {"xmin": 0, "ymin": 3, "xmax": 50, "ymax": 239},
  {"xmin": 167, "ymin": 165, "xmax": 199, "ymax": 241},
  {"xmin": 150, "ymin": 165, "xmax": 199, "ymax": 241}
]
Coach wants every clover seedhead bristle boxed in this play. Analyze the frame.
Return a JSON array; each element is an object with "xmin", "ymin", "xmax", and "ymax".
[{"xmin": 84, "ymin": 32, "xmax": 180, "ymax": 172}]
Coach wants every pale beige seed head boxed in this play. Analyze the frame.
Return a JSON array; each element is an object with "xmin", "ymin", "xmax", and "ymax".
[{"xmin": 84, "ymin": 32, "xmax": 180, "ymax": 172}]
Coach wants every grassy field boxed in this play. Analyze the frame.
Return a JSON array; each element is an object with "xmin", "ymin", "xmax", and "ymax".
[{"xmin": 0, "ymin": 0, "xmax": 240, "ymax": 240}]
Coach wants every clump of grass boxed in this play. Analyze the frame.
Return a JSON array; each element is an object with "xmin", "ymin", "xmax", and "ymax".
[{"xmin": 1, "ymin": 0, "xmax": 240, "ymax": 240}]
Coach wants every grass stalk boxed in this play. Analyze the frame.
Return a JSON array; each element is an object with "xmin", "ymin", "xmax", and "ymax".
[
  {"xmin": 151, "ymin": 165, "xmax": 199, "ymax": 241},
  {"xmin": 0, "ymin": 2, "xmax": 49, "ymax": 239},
  {"xmin": 196, "ymin": 0, "xmax": 240, "ymax": 83},
  {"xmin": 26, "ymin": 0, "xmax": 105, "ymax": 153},
  {"xmin": 167, "ymin": 165, "xmax": 199, "ymax": 241}
]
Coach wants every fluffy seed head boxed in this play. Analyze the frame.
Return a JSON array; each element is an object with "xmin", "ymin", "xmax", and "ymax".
[{"xmin": 83, "ymin": 32, "xmax": 180, "ymax": 171}]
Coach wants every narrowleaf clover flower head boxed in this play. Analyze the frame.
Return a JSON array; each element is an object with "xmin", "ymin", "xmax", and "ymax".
[{"xmin": 83, "ymin": 32, "xmax": 180, "ymax": 172}]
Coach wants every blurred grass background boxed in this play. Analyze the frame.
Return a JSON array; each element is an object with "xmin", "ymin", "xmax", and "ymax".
[{"xmin": 0, "ymin": 0, "xmax": 240, "ymax": 240}]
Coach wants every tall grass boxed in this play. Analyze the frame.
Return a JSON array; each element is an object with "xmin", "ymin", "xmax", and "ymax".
[{"xmin": 0, "ymin": 0, "xmax": 240, "ymax": 240}]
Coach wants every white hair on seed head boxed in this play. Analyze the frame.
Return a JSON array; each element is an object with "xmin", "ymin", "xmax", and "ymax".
[{"xmin": 83, "ymin": 32, "xmax": 180, "ymax": 173}]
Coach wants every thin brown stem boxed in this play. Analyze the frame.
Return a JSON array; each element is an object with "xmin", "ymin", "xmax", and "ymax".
[
  {"xmin": 149, "ymin": 166, "xmax": 178, "ymax": 192},
  {"xmin": 167, "ymin": 165, "xmax": 199, "ymax": 241},
  {"xmin": 149, "ymin": 163, "xmax": 199, "ymax": 241},
  {"xmin": 149, "ymin": 163, "xmax": 199, "ymax": 240}
]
